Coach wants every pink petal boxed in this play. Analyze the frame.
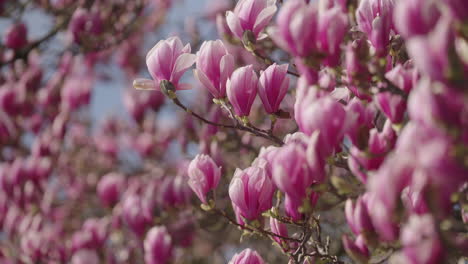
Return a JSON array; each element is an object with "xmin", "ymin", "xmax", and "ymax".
[
  {"xmin": 253, "ymin": 5, "xmax": 277, "ymax": 37},
  {"xmin": 226, "ymin": 11, "xmax": 244, "ymax": 39}
]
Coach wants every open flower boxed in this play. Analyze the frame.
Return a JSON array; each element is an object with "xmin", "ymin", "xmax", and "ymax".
[
  {"xmin": 134, "ymin": 37, "xmax": 196, "ymax": 91},
  {"xmin": 226, "ymin": 0, "xmax": 277, "ymax": 41}
]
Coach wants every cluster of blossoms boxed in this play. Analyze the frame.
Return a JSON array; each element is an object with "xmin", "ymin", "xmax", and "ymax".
[{"xmin": 1, "ymin": 0, "xmax": 467, "ymax": 263}]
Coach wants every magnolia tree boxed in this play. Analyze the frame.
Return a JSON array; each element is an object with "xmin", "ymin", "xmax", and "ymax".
[{"xmin": 0, "ymin": 0, "xmax": 467, "ymax": 263}]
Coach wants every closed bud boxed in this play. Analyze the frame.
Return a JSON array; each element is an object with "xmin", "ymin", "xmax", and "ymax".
[
  {"xmin": 187, "ymin": 154, "xmax": 221, "ymax": 204},
  {"xmin": 121, "ymin": 195, "xmax": 153, "ymax": 237},
  {"xmin": 97, "ymin": 173, "xmax": 125, "ymax": 207},
  {"xmin": 356, "ymin": 0, "xmax": 395, "ymax": 55},
  {"xmin": 345, "ymin": 195, "xmax": 374, "ymax": 236},
  {"xmin": 258, "ymin": 64, "xmax": 290, "ymax": 114},
  {"xmin": 227, "ymin": 65, "xmax": 259, "ymax": 117},
  {"xmin": 4, "ymin": 23, "xmax": 28, "ymax": 50},
  {"xmin": 342, "ymin": 235, "xmax": 370, "ymax": 263}
]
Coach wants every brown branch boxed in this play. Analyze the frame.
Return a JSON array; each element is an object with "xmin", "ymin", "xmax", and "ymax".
[{"xmin": 171, "ymin": 97, "xmax": 284, "ymax": 145}]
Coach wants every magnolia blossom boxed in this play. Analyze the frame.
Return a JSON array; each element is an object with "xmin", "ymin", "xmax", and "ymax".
[
  {"xmin": 229, "ymin": 166, "xmax": 275, "ymax": 221},
  {"xmin": 187, "ymin": 154, "xmax": 221, "ymax": 204},
  {"xmin": 195, "ymin": 40, "xmax": 234, "ymax": 98},
  {"xmin": 356, "ymin": 0, "xmax": 395, "ymax": 55},
  {"xmin": 258, "ymin": 64, "xmax": 290, "ymax": 114},
  {"xmin": 228, "ymin": 248, "xmax": 265, "ymax": 264},
  {"xmin": 144, "ymin": 226, "xmax": 173, "ymax": 264},
  {"xmin": 226, "ymin": 65, "xmax": 259, "ymax": 117},
  {"xmin": 135, "ymin": 37, "xmax": 196, "ymax": 91},
  {"xmin": 226, "ymin": 0, "xmax": 277, "ymax": 41}
]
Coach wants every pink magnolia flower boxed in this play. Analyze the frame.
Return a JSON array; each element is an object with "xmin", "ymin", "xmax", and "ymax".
[
  {"xmin": 229, "ymin": 248, "xmax": 265, "ymax": 264},
  {"xmin": 227, "ymin": 65, "xmax": 258, "ymax": 117},
  {"xmin": 443, "ymin": 0, "xmax": 468, "ymax": 22},
  {"xmin": 316, "ymin": 5, "xmax": 348, "ymax": 67},
  {"xmin": 71, "ymin": 250, "xmax": 99, "ymax": 264},
  {"xmin": 137, "ymin": 37, "xmax": 196, "ymax": 91},
  {"xmin": 374, "ymin": 92, "xmax": 406, "ymax": 124},
  {"xmin": 270, "ymin": 217, "xmax": 288, "ymax": 245},
  {"xmin": 97, "ymin": 173, "xmax": 125, "ymax": 207},
  {"xmin": 401, "ymin": 214, "xmax": 443, "ymax": 264},
  {"xmin": 294, "ymin": 88, "xmax": 348, "ymax": 155},
  {"xmin": 61, "ymin": 77, "xmax": 92, "ymax": 111},
  {"xmin": 271, "ymin": 0, "xmax": 318, "ymax": 57},
  {"xmin": 284, "ymin": 191, "xmax": 319, "ymax": 221},
  {"xmin": 271, "ymin": 0, "xmax": 347, "ymax": 70},
  {"xmin": 348, "ymin": 121, "xmax": 396, "ymax": 183},
  {"xmin": 252, "ymin": 145, "xmax": 279, "ymax": 179},
  {"xmin": 272, "ymin": 143, "xmax": 312, "ymax": 202},
  {"xmin": 356, "ymin": 0, "xmax": 395, "ymax": 55},
  {"xmin": 345, "ymin": 97, "xmax": 376, "ymax": 149},
  {"xmin": 121, "ymin": 195, "xmax": 153, "ymax": 237},
  {"xmin": 195, "ymin": 40, "xmax": 235, "ymax": 98},
  {"xmin": 144, "ymin": 226, "xmax": 173, "ymax": 264},
  {"xmin": 408, "ymin": 78, "xmax": 468, "ymax": 135},
  {"xmin": 3, "ymin": 22, "xmax": 28, "ymax": 50},
  {"xmin": 342, "ymin": 235, "xmax": 370, "ymax": 263},
  {"xmin": 385, "ymin": 63, "xmax": 418, "ymax": 93},
  {"xmin": 226, "ymin": 0, "xmax": 277, "ymax": 41},
  {"xmin": 405, "ymin": 17, "xmax": 454, "ymax": 84},
  {"xmin": 367, "ymin": 153, "xmax": 414, "ymax": 241},
  {"xmin": 258, "ymin": 64, "xmax": 290, "ymax": 114},
  {"xmin": 229, "ymin": 166, "xmax": 275, "ymax": 221},
  {"xmin": 344, "ymin": 39, "xmax": 372, "ymax": 101},
  {"xmin": 393, "ymin": 0, "xmax": 440, "ymax": 39},
  {"xmin": 345, "ymin": 195, "xmax": 374, "ymax": 236},
  {"xmin": 187, "ymin": 154, "xmax": 221, "ymax": 204}
]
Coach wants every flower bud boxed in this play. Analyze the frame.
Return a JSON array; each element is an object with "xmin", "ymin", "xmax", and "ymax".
[
  {"xmin": 342, "ymin": 235, "xmax": 370, "ymax": 263},
  {"xmin": 258, "ymin": 64, "xmax": 290, "ymax": 114},
  {"xmin": 272, "ymin": 143, "xmax": 313, "ymax": 202},
  {"xmin": 228, "ymin": 248, "xmax": 265, "ymax": 264},
  {"xmin": 195, "ymin": 40, "xmax": 234, "ymax": 98},
  {"xmin": 317, "ymin": 6, "xmax": 348, "ymax": 67},
  {"xmin": 345, "ymin": 98, "xmax": 376, "ymax": 149},
  {"xmin": 187, "ymin": 154, "xmax": 221, "ymax": 204},
  {"xmin": 270, "ymin": 217, "xmax": 288, "ymax": 245},
  {"xmin": 356, "ymin": 0, "xmax": 395, "ymax": 55},
  {"xmin": 144, "ymin": 226, "xmax": 173, "ymax": 264},
  {"xmin": 97, "ymin": 173, "xmax": 125, "ymax": 207},
  {"xmin": 271, "ymin": 0, "xmax": 318, "ymax": 57},
  {"xmin": 295, "ymin": 91, "xmax": 348, "ymax": 155},
  {"xmin": 226, "ymin": 65, "xmax": 258, "ymax": 117},
  {"xmin": 345, "ymin": 195, "xmax": 374, "ymax": 236},
  {"xmin": 121, "ymin": 195, "xmax": 153, "ymax": 237},
  {"xmin": 4, "ymin": 23, "xmax": 28, "ymax": 50},
  {"xmin": 229, "ymin": 166, "xmax": 274, "ymax": 221}
]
